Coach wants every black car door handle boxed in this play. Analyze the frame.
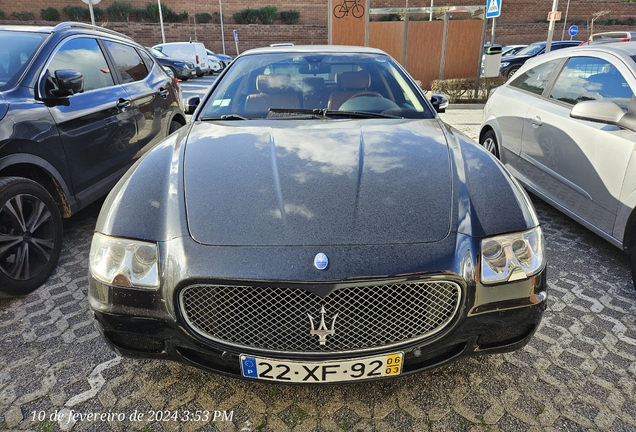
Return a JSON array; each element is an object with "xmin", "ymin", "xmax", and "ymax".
[
  {"xmin": 116, "ymin": 98, "xmax": 131, "ymax": 110},
  {"xmin": 158, "ymin": 88, "xmax": 169, "ymax": 99}
]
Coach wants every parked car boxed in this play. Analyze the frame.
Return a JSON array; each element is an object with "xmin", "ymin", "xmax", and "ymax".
[
  {"xmin": 206, "ymin": 49, "xmax": 232, "ymax": 69},
  {"xmin": 580, "ymin": 31, "xmax": 636, "ymax": 45},
  {"xmin": 89, "ymin": 45, "xmax": 547, "ymax": 383},
  {"xmin": 499, "ymin": 40, "xmax": 580, "ymax": 78},
  {"xmin": 501, "ymin": 44, "xmax": 528, "ymax": 57},
  {"xmin": 153, "ymin": 41, "xmax": 211, "ymax": 77},
  {"xmin": 146, "ymin": 46, "xmax": 195, "ymax": 81},
  {"xmin": 0, "ymin": 22, "xmax": 186, "ymax": 297},
  {"xmin": 480, "ymin": 41, "xmax": 636, "ymax": 288},
  {"xmin": 208, "ymin": 56, "xmax": 223, "ymax": 74}
]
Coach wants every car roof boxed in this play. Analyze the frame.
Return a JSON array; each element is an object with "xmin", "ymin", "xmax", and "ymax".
[{"xmin": 241, "ymin": 45, "xmax": 388, "ymax": 56}]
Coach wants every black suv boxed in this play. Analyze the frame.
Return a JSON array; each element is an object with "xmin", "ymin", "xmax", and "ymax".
[
  {"xmin": 499, "ymin": 40, "xmax": 581, "ymax": 78},
  {"xmin": 0, "ymin": 22, "xmax": 186, "ymax": 297}
]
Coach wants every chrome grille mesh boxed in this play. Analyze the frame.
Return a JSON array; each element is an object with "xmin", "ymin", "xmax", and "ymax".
[{"xmin": 180, "ymin": 281, "xmax": 461, "ymax": 353}]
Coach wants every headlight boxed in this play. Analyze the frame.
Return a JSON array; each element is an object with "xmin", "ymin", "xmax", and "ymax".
[
  {"xmin": 89, "ymin": 233, "xmax": 159, "ymax": 289},
  {"xmin": 481, "ymin": 227, "xmax": 544, "ymax": 285},
  {"xmin": 500, "ymin": 62, "xmax": 510, "ymax": 68}
]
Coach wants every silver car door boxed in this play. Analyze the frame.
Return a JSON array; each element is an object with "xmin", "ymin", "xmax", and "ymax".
[{"xmin": 520, "ymin": 53, "xmax": 636, "ymax": 235}]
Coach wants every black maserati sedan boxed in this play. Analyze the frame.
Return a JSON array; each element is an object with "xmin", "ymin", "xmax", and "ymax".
[{"xmin": 88, "ymin": 45, "xmax": 547, "ymax": 384}]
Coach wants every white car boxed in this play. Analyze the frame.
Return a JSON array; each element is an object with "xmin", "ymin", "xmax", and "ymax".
[
  {"xmin": 479, "ymin": 41, "xmax": 636, "ymax": 288},
  {"xmin": 153, "ymin": 42, "xmax": 211, "ymax": 77}
]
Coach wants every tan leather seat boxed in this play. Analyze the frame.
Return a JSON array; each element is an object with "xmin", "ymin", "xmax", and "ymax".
[
  {"xmin": 244, "ymin": 74, "xmax": 300, "ymax": 115},
  {"xmin": 327, "ymin": 71, "xmax": 379, "ymax": 110}
]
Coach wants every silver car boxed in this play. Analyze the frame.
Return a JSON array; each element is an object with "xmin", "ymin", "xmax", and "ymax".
[{"xmin": 479, "ymin": 41, "xmax": 636, "ymax": 288}]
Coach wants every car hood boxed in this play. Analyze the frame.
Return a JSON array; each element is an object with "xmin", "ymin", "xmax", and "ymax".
[{"xmin": 183, "ymin": 119, "xmax": 453, "ymax": 246}]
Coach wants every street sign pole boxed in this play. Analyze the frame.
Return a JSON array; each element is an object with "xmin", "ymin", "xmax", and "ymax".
[
  {"xmin": 485, "ymin": 0, "xmax": 502, "ymax": 44},
  {"xmin": 545, "ymin": 0, "xmax": 559, "ymax": 53},
  {"xmin": 233, "ymin": 29, "xmax": 239, "ymax": 56}
]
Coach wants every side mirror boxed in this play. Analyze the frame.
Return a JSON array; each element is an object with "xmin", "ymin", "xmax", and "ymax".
[
  {"xmin": 185, "ymin": 96, "xmax": 200, "ymax": 115},
  {"xmin": 570, "ymin": 97, "xmax": 636, "ymax": 132},
  {"xmin": 430, "ymin": 93, "xmax": 449, "ymax": 113},
  {"xmin": 51, "ymin": 70, "xmax": 84, "ymax": 97}
]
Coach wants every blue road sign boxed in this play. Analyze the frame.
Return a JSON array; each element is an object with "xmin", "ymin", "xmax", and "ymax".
[
  {"xmin": 486, "ymin": 0, "xmax": 502, "ymax": 19},
  {"xmin": 569, "ymin": 25, "xmax": 578, "ymax": 37},
  {"xmin": 233, "ymin": 29, "xmax": 239, "ymax": 43}
]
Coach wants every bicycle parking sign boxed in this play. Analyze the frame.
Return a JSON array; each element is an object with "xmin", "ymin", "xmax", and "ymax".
[{"xmin": 333, "ymin": 0, "xmax": 365, "ymax": 19}]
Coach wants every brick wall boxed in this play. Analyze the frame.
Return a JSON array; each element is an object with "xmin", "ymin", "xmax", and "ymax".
[
  {"xmin": 2, "ymin": 1, "xmax": 636, "ymax": 51},
  {"xmin": 5, "ymin": 0, "xmax": 636, "ymax": 28}
]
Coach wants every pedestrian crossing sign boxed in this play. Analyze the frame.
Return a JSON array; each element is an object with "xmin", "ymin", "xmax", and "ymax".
[{"xmin": 486, "ymin": 0, "xmax": 501, "ymax": 19}]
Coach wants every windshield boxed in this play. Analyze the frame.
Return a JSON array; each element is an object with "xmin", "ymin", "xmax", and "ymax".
[
  {"xmin": 199, "ymin": 52, "xmax": 433, "ymax": 120},
  {"xmin": 147, "ymin": 47, "xmax": 167, "ymax": 58},
  {"xmin": 0, "ymin": 31, "xmax": 48, "ymax": 91},
  {"xmin": 516, "ymin": 44, "xmax": 545, "ymax": 57}
]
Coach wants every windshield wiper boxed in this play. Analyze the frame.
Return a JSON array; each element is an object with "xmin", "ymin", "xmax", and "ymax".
[
  {"xmin": 268, "ymin": 108, "xmax": 401, "ymax": 119},
  {"xmin": 200, "ymin": 114, "xmax": 248, "ymax": 121}
]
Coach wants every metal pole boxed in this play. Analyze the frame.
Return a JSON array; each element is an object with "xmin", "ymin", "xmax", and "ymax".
[
  {"xmin": 429, "ymin": 0, "xmax": 433, "ymax": 21},
  {"xmin": 478, "ymin": 14, "xmax": 488, "ymax": 78},
  {"xmin": 88, "ymin": 0, "xmax": 95, "ymax": 25},
  {"xmin": 561, "ymin": 0, "xmax": 571, "ymax": 41},
  {"xmin": 545, "ymin": 0, "xmax": 559, "ymax": 53},
  {"xmin": 364, "ymin": 0, "xmax": 370, "ymax": 46},
  {"xmin": 328, "ymin": 0, "xmax": 332, "ymax": 45},
  {"xmin": 439, "ymin": 11, "xmax": 449, "ymax": 80},
  {"xmin": 158, "ymin": 0, "xmax": 166, "ymax": 44},
  {"xmin": 219, "ymin": 0, "xmax": 226, "ymax": 54},
  {"xmin": 490, "ymin": 17, "xmax": 496, "ymax": 45}
]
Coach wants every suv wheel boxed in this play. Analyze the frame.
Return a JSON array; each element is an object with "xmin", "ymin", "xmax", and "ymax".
[
  {"xmin": 507, "ymin": 66, "xmax": 520, "ymax": 79},
  {"xmin": 0, "ymin": 177, "xmax": 63, "ymax": 297}
]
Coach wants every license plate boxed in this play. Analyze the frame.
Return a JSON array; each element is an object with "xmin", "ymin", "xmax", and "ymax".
[{"xmin": 240, "ymin": 352, "xmax": 403, "ymax": 383}]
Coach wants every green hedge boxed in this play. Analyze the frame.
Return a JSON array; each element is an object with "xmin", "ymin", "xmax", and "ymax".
[{"xmin": 430, "ymin": 77, "xmax": 507, "ymax": 103}]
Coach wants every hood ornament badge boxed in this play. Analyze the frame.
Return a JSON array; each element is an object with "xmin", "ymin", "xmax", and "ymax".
[
  {"xmin": 314, "ymin": 253, "xmax": 328, "ymax": 270},
  {"xmin": 308, "ymin": 306, "xmax": 338, "ymax": 346}
]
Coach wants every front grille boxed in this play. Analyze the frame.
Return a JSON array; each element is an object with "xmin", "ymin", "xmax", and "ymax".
[{"xmin": 179, "ymin": 281, "xmax": 461, "ymax": 353}]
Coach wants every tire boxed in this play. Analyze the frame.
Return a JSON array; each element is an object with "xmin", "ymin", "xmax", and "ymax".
[
  {"xmin": 0, "ymin": 177, "xmax": 63, "ymax": 297},
  {"xmin": 169, "ymin": 120, "xmax": 182, "ymax": 135},
  {"xmin": 480, "ymin": 129, "xmax": 500, "ymax": 159},
  {"xmin": 631, "ymin": 249, "xmax": 636, "ymax": 291},
  {"xmin": 507, "ymin": 66, "xmax": 520, "ymax": 79}
]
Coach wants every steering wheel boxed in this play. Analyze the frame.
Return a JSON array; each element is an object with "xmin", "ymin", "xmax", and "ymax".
[{"xmin": 347, "ymin": 91, "xmax": 382, "ymax": 101}]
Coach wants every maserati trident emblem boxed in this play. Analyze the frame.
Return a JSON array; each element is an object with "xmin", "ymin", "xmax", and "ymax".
[
  {"xmin": 314, "ymin": 253, "xmax": 328, "ymax": 270},
  {"xmin": 308, "ymin": 306, "xmax": 338, "ymax": 346}
]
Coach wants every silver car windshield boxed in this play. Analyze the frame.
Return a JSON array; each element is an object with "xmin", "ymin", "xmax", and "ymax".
[
  {"xmin": 0, "ymin": 31, "xmax": 48, "ymax": 91},
  {"xmin": 200, "ymin": 52, "xmax": 433, "ymax": 119}
]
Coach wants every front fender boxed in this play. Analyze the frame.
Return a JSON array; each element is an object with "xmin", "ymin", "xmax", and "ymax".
[
  {"xmin": 449, "ymin": 128, "xmax": 539, "ymax": 238},
  {"xmin": 96, "ymin": 125, "xmax": 191, "ymax": 242}
]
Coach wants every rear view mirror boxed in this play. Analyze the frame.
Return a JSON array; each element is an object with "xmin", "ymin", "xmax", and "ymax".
[
  {"xmin": 51, "ymin": 70, "xmax": 84, "ymax": 97},
  {"xmin": 570, "ymin": 96, "xmax": 636, "ymax": 132},
  {"xmin": 299, "ymin": 63, "xmax": 331, "ymax": 74},
  {"xmin": 430, "ymin": 93, "xmax": 449, "ymax": 113},
  {"xmin": 185, "ymin": 96, "xmax": 200, "ymax": 115}
]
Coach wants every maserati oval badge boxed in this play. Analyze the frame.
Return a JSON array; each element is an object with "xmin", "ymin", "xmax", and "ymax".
[{"xmin": 314, "ymin": 253, "xmax": 329, "ymax": 270}]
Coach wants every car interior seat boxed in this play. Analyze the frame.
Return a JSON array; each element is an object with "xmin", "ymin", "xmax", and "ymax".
[
  {"xmin": 327, "ymin": 71, "xmax": 381, "ymax": 110},
  {"xmin": 245, "ymin": 74, "xmax": 300, "ymax": 115}
]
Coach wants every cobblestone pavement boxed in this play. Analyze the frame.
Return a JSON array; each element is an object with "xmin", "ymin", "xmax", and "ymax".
[{"xmin": 1, "ymin": 109, "xmax": 635, "ymax": 432}]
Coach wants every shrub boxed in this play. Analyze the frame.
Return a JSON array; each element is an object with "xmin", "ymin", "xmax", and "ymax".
[
  {"xmin": 107, "ymin": 1, "xmax": 133, "ymax": 22},
  {"xmin": 134, "ymin": 8, "xmax": 148, "ymax": 22},
  {"xmin": 146, "ymin": 3, "xmax": 187, "ymax": 23},
  {"xmin": 10, "ymin": 11, "xmax": 35, "ymax": 21},
  {"xmin": 41, "ymin": 7, "xmax": 60, "ymax": 21},
  {"xmin": 93, "ymin": 7, "xmax": 104, "ymax": 21},
  {"xmin": 259, "ymin": 6, "xmax": 277, "ymax": 24},
  {"xmin": 379, "ymin": 14, "xmax": 401, "ymax": 21},
  {"xmin": 195, "ymin": 12, "xmax": 212, "ymax": 24},
  {"xmin": 280, "ymin": 10, "xmax": 300, "ymax": 25},
  {"xmin": 63, "ymin": 5, "xmax": 90, "ymax": 21},
  {"xmin": 234, "ymin": 8, "xmax": 259, "ymax": 24},
  {"xmin": 0, "ymin": 11, "xmax": 5, "ymax": 19},
  {"xmin": 430, "ymin": 76, "xmax": 506, "ymax": 103}
]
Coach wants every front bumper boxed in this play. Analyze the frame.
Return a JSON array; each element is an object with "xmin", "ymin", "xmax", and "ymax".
[{"xmin": 90, "ymin": 271, "xmax": 547, "ymax": 382}]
